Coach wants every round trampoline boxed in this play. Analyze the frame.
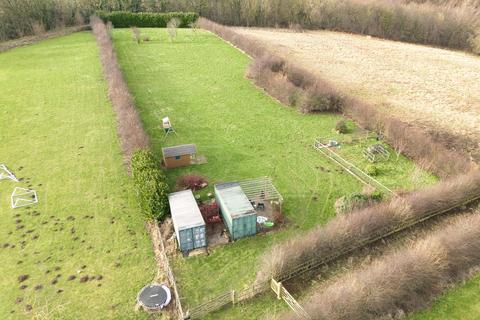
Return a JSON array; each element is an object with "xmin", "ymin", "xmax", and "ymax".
[{"xmin": 137, "ymin": 283, "xmax": 171, "ymax": 311}]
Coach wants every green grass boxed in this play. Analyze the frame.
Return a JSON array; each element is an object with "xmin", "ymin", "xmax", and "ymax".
[
  {"xmin": 112, "ymin": 28, "xmax": 436, "ymax": 318},
  {"xmin": 408, "ymin": 275, "xmax": 480, "ymax": 320},
  {"xmin": 0, "ymin": 32, "xmax": 155, "ymax": 319}
]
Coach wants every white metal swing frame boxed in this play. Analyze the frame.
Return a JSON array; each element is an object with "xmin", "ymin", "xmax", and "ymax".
[
  {"xmin": 0, "ymin": 164, "xmax": 18, "ymax": 182},
  {"xmin": 11, "ymin": 187, "xmax": 38, "ymax": 209}
]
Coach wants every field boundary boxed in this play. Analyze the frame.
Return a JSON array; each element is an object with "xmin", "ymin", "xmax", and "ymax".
[
  {"xmin": 0, "ymin": 25, "xmax": 90, "ymax": 53},
  {"xmin": 198, "ymin": 18, "xmax": 474, "ymax": 179},
  {"xmin": 183, "ymin": 190, "xmax": 480, "ymax": 318},
  {"xmin": 147, "ymin": 221, "xmax": 184, "ymax": 318}
]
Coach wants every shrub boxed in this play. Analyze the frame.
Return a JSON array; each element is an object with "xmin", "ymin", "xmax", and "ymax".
[
  {"xmin": 335, "ymin": 120, "xmax": 348, "ymax": 134},
  {"xmin": 97, "ymin": 11, "xmax": 198, "ymax": 28},
  {"xmin": 131, "ymin": 150, "xmax": 169, "ymax": 221},
  {"xmin": 365, "ymin": 164, "xmax": 379, "ymax": 176},
  {"xmin": 90, "ymin": 17, "xmax": 149, "ymax": 169},
  {"xmin": 280, "ymin": 212, "xmax": 480, "ymax": 320},
  {"xmin": 176, "ymin": 173, "xmax": 208, "ymax": 191},
  {"xmin": 255, "ymin": 170, "xmax": 480, "ymax": 284},
  {"xmin": 199, "ymin": 18, "xmax": 473, "ymax": 177}
]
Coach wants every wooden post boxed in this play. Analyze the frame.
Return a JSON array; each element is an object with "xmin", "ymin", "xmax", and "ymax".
[
  {"xmin": 271, "ymin": 278, "xmax": 283, "ymax": 300},
  {"xmin": 231, "ymin": 290, "xmax": 236, "ymax": 305}
]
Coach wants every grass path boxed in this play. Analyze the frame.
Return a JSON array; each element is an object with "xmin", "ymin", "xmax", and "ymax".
[
  {"xmin": 0, "ymin": 32, "xmax": 154, "ymax": 319},
  {"xmin": 112, "ymin": 28, "xmax": 434, "ymax": 319}
]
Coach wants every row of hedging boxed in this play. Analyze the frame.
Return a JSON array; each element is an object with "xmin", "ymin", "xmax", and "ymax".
[
  {"xmin": 96, "ymin": 11, "xmax": 198, "ymax": 28},
  {"xmin": 255, "ymin": 170, "xmax": 480, "ymax": 285},
  {"xmin": 132, "ymin": 150, "xmax": 169, "ymax": 220},
  {"xmin": 199, "ymin": 18, "xmax": 473, "ymax": 179},
  {"xmin": 280, "ymin": 211, "xmax": 480, "ymax": 320},
  {"xmin": 91, "ymin": 17, "xmax": 169, "ymax": 221}
]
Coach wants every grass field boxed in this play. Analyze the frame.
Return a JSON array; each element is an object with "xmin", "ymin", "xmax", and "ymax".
[
  {"xmin": 234, "ymin": 28, "xmax": 480, "ymax": 159},
  {"xmin": 408, "ymin": 274, "xmax": 480, "ymax": 320},
  {"xmin": 0, "ymin": 32, "xmax": 155, "ymax": 319},
  {"xmin": 111, "ymin": 28, "xmax": 435, "ymax": 318}
]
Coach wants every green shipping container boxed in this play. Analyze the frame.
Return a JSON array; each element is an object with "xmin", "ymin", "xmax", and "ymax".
[{"xmin": 215, "ymin": 182, "xmax": 257, "ymax": 240}]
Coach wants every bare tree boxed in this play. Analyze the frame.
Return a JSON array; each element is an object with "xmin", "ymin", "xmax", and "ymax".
[
  {"xmin": 167, "ymin": 18, "xmax": 180, "ymax": 41},
  {"xmin": 131, "ymin": 26, "xmax": 141, "ymax": 44}
]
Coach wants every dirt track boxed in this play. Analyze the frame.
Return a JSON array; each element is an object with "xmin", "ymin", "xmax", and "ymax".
[{"xmin": 234, "ymin": 28, "xmax": 480, "ymax": 158}]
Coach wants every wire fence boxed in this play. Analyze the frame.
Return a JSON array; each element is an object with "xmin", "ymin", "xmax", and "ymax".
[{"xmin": 313, "ymin": 138, "xmax": 396, "ymax": 196}]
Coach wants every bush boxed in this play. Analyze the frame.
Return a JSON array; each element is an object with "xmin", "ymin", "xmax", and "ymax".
[
  {"xmin": 365, "ymin": 164, "xmax": 379, "ymax": 176},
  {"xmin": 90, "ymin": 17, "xmax": 149, "ymax": 169},
  {"xmin": 335, "ymin": 120, "xmax": 348, "ymax": 134},
  {"xmin": 176, "ymin": 173, "xmax": 208, "ymax": 191},
  {"xmin": 97, "ymin": 11, "xmax": 198, "ymax": 28},
  {"xmin": 200, "ymin": 18, "xmax": 473, "ymax": 177},
  {"xmin": 280, "ymin": 212, "xmax": 480, "ymax": 320},
  {"xmin": 131, "ymin": 150, "xmax": 169, "ymax": 221},
  {"xmin": 255, "ymin": 170, "xmax": 480, "ymax": 284}
]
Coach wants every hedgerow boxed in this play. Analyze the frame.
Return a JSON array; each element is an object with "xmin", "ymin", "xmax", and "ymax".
[
  {"xmin": 96, "ymin": 11, "xmax": 198, "ymax": 28},
  {"xmin": 131, "ymin": 150, "xmax": 169, "ymax": 221},
  {"xmin": 255, "ymin": 170, "xmax": 480, "ymax": 284},
  {"xmin": 199, "ymin": 18, "xmax": 474, "ymax": 178},
  {"xmin": 280, "ymin": 212, "xmax": 480, "ymax": 320}
]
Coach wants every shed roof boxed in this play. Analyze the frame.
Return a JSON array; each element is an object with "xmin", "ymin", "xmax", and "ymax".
[
  {"xmin": 215, "ymin": 182, "xmax": 256, "ymax": 218},
  {"xmin": 168, "ymin": 190, "xmax": 205, "ymax": 231},
  {"xmin": 162, "ymin": 144, "xmax": 197, "ymax": 158}
]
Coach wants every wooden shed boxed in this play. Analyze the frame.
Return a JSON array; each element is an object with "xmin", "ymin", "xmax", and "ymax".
[
  {"xmin": 162, "ymin": 144, "xmax": 197, "ymax": 169},
  {"xmin": 168, "ymin": 190, "xmax": 206, "ymax": 253},
  {"xmin": 214, "ymin": 182, "xmax": 257, "ymax": 241}
]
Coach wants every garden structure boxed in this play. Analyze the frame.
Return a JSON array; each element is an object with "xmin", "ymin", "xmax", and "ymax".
[
  {"xmin": 215, "ymin": 182, "xmax": 257, "ymax": 240},
  {"xmin": 162, "ymin": 144, "xmax": 197, "ymax": 169},
  {"xmin": 169, "ymin": 190, "xmax": 207, "ymax": 253},
  {"xmin": 237, "ymin": 177, "xmax": 284, "ymax": 229},
  {"xmin": 363, "ymin": 144, "xmax": 390, "ymax": 162}
]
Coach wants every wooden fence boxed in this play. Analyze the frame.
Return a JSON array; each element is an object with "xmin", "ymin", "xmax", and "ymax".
[
  {"xmin": 150, "ymin": 221, "xmax": 185, "ymax": 319},
  {"xmin": 183, "ymin": 190, "xmax": 480, "ymax": 319},
  {"xmin": 271, "ymin": 278, "xmax": 311, "ymax": 319}
]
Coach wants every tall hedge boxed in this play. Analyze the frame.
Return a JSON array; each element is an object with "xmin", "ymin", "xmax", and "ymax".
[
  {"xmin": 97, "ymin": 11, "xmax": 198, "ymax": 28},
  {"xmin": 131, "ymin": 150, "xmax": 169, "ymax": 220}
]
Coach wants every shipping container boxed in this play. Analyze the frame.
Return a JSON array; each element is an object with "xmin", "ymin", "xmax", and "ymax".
[
  {"xmin": 168, "ymin": 190, "xmax": 206, "ymax": 252},
  {"xmin": 214, "ymin": 182, "xmax": 257, "ymax": 240}
]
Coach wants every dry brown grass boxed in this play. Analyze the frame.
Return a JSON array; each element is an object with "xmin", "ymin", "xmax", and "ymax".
[
  {"xmin": 234, "ymin": 27, "xmax": 480, "ymax": 159},
  {"xmin": 255, "ymin": 170, "xmax": 480, "ymax": 285},
  {"xmin": 201, "ymin": 19, "xmax": 474, "ymax": 177},
  {"xmin": 279, "ymin": 211, "xmax": 480, "ymax": 320},
  {"xmin": 90, "ymin": 16, "xmax": 149, "ymax": 171}
]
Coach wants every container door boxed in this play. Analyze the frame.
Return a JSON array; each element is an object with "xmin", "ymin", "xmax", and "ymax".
[
  {"xmin": 193, "ymin": 226, "xmax": 206, "ymax": 248},
  {"xmin": 179, "ymin": 229, "xmax": 194, "ymax": 252}
]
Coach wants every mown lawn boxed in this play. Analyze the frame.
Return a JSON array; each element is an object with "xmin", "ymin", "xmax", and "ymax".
[
  {"xmin": 112, "ymin": 28, "xmax": 435, "ymax": 318},
  {"xmin": 408, "ymin": 274, "xmax": 480, "ymax": 320},
  {"xmin": 0, "ymin": 32, "xmax": 155, "ymax": 319}
]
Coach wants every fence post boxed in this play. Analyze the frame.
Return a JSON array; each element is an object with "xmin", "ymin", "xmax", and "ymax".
[{"xmin": 231, "ymin": 290, "xmax": 236, "ymax": 305}]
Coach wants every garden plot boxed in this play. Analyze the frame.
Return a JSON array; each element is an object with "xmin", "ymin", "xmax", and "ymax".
[
  {"xmin": 112, "ymin": 28, "xmax": 435, "ymax": 319},
  {"xmin": 0, "ymin": 32, "xmax": 154, "ymax": 319},
  {"xmin": 233, "ymin": 27, "xmax": 480, "ymax": 160}
]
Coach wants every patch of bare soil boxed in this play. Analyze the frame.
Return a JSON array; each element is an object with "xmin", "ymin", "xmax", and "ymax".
[{"xmin": 234, "ymin": 27, "xmax": 480, "ymax": 160}]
